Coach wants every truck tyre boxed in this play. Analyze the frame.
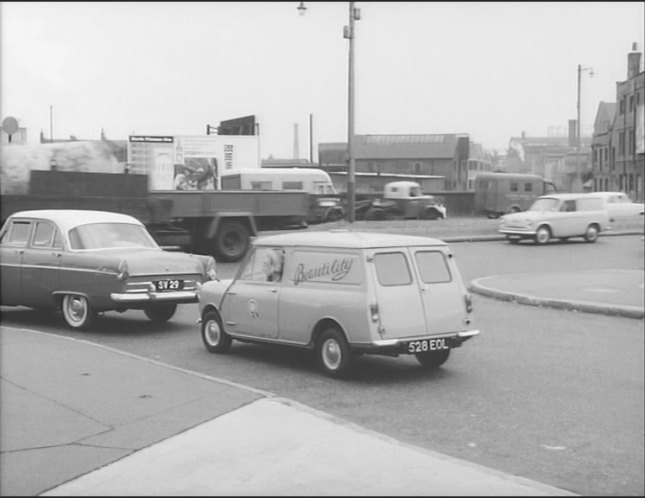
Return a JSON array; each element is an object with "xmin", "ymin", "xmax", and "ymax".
[
  {"xmin": 61, "ymin": 294, "xmax": 96, "ymax": 330},
  {"xmin": 583, "ymin": 224, "xmax": 599, "ymax": 243},
  {"xmin": 201, "ymin": 311, "xmax": 232, "ymax": 353},
  {"xmin": 325, "ymin": 207, "xmax": 344, "ymax": 222},
  {"xmin": 365, "ymin": 208, "xmax": 386, "ymax": 221},
  {"xmin": 317, "ymin": 327, "xmax": 354, "ymax": 378},
  {"xmin": 420, "ymin": 207, "xmax": 442, "ymax": 220},
  {"xmin": 415, "ymin": 349, "xmax": 450, "ymax": 369},
  {"xmin": 214, "ymin": 220, "xmax": 250, "ymax": 262},
  {"xmin": 534, "ymin": 225, "xmax": 551, "ymax": 245},
  {"xmin": 144, "ymin": 304, "xmax": 177, "ymax": 323}
]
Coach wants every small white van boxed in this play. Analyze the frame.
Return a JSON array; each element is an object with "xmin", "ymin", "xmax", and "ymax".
[{"xmin": 198, "ymin": 231, "xmax": 480, "ymax": 378}]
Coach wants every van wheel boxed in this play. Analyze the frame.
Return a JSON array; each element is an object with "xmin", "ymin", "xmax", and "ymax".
[
  {"xmin": 415, "ymin": 349, "xmax": 450, "ymax": 369},
  {"xmin": 61, "ymin": 294, "xmax": 96, "ymax": 330},
  {"xmin": 201, "ymin": 311, "xmax": 232, "ymax": 353},
  {"xmin": 317, "ymin": 328, "xmax": 354, "ymax": 378},
  {"xmin": 584, "ymin": 224, "xmax": 599, "ymax": 243},
  {"xmin": 144, "ymin": 304, "xmax": 177, "ymax": 323},
  {"xmin": 487, "ymin": 212, "xmax": 500, "ymax": 219},
  {"xmin": 534, "ymin": 226, "xmax": 551, "ymax": 245}
]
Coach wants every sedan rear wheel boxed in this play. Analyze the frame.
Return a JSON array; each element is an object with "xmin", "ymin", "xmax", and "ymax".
[
  {"xmin": 61, "ymin": 294, "xmax": 96, "ymax": 330},
  {"xmin": 201, "ymin": 311, "xmax": 232, "ymax": 353},
  {"xmin": 534, "ymin": 225, "xmax": 551, "ymax": 245},
  {"xmin": 144, "ymin": 304, "xmax": 177, "ymax": 323}
]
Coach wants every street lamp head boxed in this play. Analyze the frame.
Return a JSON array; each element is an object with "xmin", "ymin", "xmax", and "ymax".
[{"xmin": 297, "ymin": 2, "xmax": 306, "ymax": 16}]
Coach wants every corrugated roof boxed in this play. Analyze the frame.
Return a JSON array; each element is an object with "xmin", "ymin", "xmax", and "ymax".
[{"xmin": 319, "ymin": 134, "xmax": 464, "ymax": 160}]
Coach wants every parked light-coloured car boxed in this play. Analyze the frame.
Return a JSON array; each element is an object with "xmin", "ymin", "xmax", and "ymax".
[
  {"xmin": 0, "ymin": 209, "xmax": 218, "ymax": 329},
  {"xmin": 589, "ymin": 191, "xmax": 644, "ymax": 222},
  {"xmin": 499, "ymin": 193, "xmax": 610, "ymax": 244},
  {"xmin": 198, "ymin": 231, "xmax": 479, "ymax": 378}
]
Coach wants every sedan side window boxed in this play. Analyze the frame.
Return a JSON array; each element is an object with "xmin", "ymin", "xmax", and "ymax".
[
  {"xmin": 32, "ymin": 221, "xmax": 61, "ymax": 248},
  {"xmin": 2, "ymin": 221, "xmax": 31, "ymax": 247}
]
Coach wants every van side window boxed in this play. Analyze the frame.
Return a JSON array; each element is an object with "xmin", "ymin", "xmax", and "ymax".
[
  {"xmin": 415, "ymin": 251, "xmax": 452, "ymax": 284},
  {"xmin": 374, "ymin": 252, "xmax": 412, "ymax": 286},
  {"xmin": 238, "ymin": 248, "xmax": 275, "ymax": 282},
  {"xmin": 524, "ymin": 183, "xmax": 533, "ymax": 192},
  {"xmin": 510, "ymin": 182, "xmax": 518, "ymax": 192},
  {"xmin": 251, "ymin": 181, "xmax": 272, "ymax": 190},
  {"xmin": 560, "ymin": 200, "xmax": 576, "ymax": 212}
]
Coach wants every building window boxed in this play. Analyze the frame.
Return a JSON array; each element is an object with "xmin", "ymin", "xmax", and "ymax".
[
  {"xmin": 619, "ymin": 98, "xmax": 626, "ymax": 115},
  {"xmin": 414, "ymin": 162, "xmax": 421, "ymax": 174}
]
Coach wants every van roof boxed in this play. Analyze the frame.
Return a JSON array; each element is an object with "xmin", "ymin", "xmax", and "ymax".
[{"xmin": 254, "ymin": 230, "xmax": 447, "ymax": 249}]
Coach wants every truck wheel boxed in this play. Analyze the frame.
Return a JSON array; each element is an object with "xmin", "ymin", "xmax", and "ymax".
[
  {"xmin": 201, "ymin": 311, "xmax": 232, "ymax": 353},
  {"xmin": 317, "ymin": 327, "xmax": 354, "ymax": 378},
  {"xmin": 415, "ymin": 349, "xmax": 450, "ymax": 369},
  {"xmin": 365, "ymin": 208, "xmax": 386, "ymax": 221},
  {"xmin": 420, "ymin": 207, "xmax": 441, "ymax": 220},
  {"xmin": 534, "ymin": 225, "xmax": 551, "ymax": 245},
  {"xmin": 215, "ymin": 220, "xmax": 250, "ymax": 262},
  {"xmin": 144, "ymin": 304, "xmax": 177, "ymax": 323},
  {"xmin": 61, "ymin": 294, "xmax": 96, "ymax": 330},
  {"xmin": 325, "ymin": 207, "xmax": 344, "ymax": 222},
  {"xmin": 583, "ymin": 224, "xmax": 599, "ymax": 243}
]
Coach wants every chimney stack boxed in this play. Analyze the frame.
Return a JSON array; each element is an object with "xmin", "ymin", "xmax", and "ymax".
[
  {"xmin": 293, "ymin": 123, "xmax": 299, "ymax": 159},
  {"xmin": 627, "ymin": 42, "xmax": 642, "ymax": 80}
]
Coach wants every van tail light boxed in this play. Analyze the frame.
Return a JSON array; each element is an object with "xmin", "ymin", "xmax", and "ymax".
[
  {"xmin": 464, "ymin": 293, "xmax": 473, "ymax": 313},
  {"xmin": 369, "ymin": 301, "xmax": 380, "ymax": 322}
]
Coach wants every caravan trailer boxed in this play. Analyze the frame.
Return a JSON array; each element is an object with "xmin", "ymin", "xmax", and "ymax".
[{"xmin": 221, "ymin": 168, "xmax": 345, "ymax": 224}]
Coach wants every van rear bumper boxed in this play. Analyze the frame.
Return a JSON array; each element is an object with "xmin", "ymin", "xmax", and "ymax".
[{"xmin": 352, "ymin": 329, "xmax": 480, "ymax": 356}]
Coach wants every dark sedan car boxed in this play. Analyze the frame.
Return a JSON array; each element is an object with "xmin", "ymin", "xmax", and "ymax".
[{"xmin": 0, "ymin": 209, "xmax": 218, "ymax": 329}]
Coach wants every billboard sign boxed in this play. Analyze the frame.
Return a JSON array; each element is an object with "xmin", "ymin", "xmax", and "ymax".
[{"xmin": 128, "ymin": 134, "xmax": 260, "ymax": 191}]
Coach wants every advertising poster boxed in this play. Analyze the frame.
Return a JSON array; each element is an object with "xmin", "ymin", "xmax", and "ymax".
[{"xmin": 128, "ymin": 135, "xmax": 259, "ymax": 191}]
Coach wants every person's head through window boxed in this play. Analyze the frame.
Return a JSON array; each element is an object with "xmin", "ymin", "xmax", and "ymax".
[{"xmin": 263, "ymin": 249, "xmax": 283, "ymax": 282}]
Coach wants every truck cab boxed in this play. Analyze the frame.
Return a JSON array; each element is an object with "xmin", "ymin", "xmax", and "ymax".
[{"xmin": 362, "ymin": 181, "xmax": 446, "ymax": 221}]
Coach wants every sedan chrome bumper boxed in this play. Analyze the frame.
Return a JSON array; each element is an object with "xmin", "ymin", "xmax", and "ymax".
[{"xmin": 110, "ymin": 290, "xmax": 198, "ymax": 303}]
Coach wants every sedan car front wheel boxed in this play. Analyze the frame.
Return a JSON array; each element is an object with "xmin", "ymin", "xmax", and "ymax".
[
  {"xmin": 534, "ymin": 225, "xmax": 551, "ymax": 245},
  {"xmin": 61, "ymin": 294, "xmax": 96, "ymax": 330}
]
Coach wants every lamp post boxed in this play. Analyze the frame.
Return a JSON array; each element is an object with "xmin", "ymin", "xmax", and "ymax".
[
  {"xmin": 298, "ymin": 2, "xmax": 360, "ymax": 222},
  {"xmin": 576, "ymin": 64, "xmax": 593, "ymax": 187}
]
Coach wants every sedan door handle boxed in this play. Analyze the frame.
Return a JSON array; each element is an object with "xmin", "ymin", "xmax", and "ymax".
[{"xmin": 269, "ymin": 288, "xmax": 278, "ymax": 293}]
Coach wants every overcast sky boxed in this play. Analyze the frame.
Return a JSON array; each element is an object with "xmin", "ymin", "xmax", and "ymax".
[{"xmin": 2, "ymin": 1, "xmax": 643, "ymax": 159}]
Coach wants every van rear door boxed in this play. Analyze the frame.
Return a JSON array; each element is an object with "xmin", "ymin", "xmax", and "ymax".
[{"xmin": 410, "ymin": 247, "xmax": 468, "ymax": 334}]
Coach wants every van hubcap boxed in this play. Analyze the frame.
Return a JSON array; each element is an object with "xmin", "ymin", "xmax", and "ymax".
[{"xmin": 323, "ymin": 339, "xmax": 341, "ymax": 369}]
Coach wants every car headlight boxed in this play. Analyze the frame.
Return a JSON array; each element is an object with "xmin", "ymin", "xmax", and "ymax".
[{"xmin": 205, "ymin": 257, "xmax": 218, "ymax": 281}]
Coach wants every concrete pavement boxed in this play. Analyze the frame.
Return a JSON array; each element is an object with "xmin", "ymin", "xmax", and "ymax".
[
  {"xmin": 1, "ymin": 249, "xmax": 643, "ymax": 495},
  {"xmin": 1, "ymin": 326, "xmax": 577, "ymax": 497}
]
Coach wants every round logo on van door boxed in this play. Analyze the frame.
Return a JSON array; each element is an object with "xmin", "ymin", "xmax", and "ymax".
[{"xmin": 248, "ymin": 299, "xmax": 259, "ymax": 319}]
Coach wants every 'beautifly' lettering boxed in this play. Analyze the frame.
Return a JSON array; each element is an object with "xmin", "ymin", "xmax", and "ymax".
[{"xmin": 293, "ymin": 258, "xmax": 353, "ymax": 285}]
